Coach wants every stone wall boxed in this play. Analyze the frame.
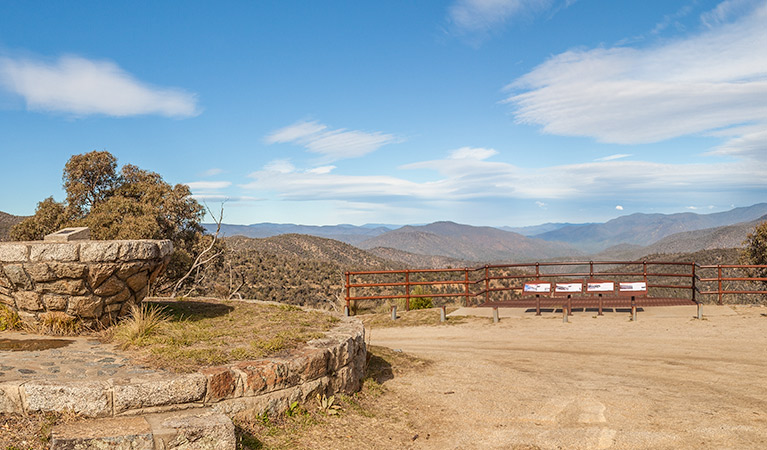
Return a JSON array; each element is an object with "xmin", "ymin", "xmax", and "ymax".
[
  {"xmin": 0, "ymin": 317, "xmax": 366, "ymax": 419},
  {"xmin": 0, "ymin": 240, "xmax": 172, "ymax": 327}
]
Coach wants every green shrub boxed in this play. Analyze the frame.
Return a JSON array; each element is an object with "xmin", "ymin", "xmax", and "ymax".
[{"xmin": 409, "ymin": 286, "xmax": 433, "ymax": 310}]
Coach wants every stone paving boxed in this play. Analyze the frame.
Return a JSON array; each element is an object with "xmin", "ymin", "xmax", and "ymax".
[{"xmin": 0, "ymin": 330, "xmax": 164, "ymax": 384}]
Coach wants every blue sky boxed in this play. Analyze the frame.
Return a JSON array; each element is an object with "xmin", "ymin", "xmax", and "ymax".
[{"xmin": 1, "ymin": 0, "xmax": 765, "ymax": 227}]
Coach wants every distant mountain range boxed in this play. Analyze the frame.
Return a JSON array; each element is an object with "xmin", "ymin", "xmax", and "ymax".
[
  {"xmin": 3, "ymin": 203, "xmax": 764, "ymax": 263},
  {"xmin": 595, "ymin": 215, "xmax": 766, "ymax": 260},
  {"xmin": 356, "ymin": 221, "xmax": 581, "ymax": 262},
  {"xmin": 530, "ymin": 203, "xmax": 767, "ymax": 252},
  {"xmin": 205, "ymin": 222, "xmax": 398, "ymax": 244},
  {"xmin": 204, "ymin": 203, "xmax": 767, "ymax": 262}
]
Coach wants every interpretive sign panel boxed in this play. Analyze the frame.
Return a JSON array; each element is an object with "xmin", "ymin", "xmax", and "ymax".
[
  {"xmin": 619, "ymin": 282, "xmax": 647, "ymax": 292},
  {"xmin": 524, "ymin": 282, "xmax": 551, "ymax": 293},
  {"xmin": 555, "ymin": 282, "xmax": 582, "ymax": 292}
]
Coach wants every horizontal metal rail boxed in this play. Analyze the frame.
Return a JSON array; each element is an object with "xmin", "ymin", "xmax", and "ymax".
[{"xmin": 344, "ymin": 261, "xmax": 767, "ymax": 314}]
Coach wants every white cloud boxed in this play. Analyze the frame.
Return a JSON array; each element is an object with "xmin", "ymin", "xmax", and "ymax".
[
  {"xmin": 0, "ymin": 55, "xmax": 199, "ymax": 117},
  {"xmin": 192, "ymin": 194, "xmax": 262, "ymax": 203},
  {"xmin": 449, "ymin": 146, "xmax": 498, "ymax": 160},
  {"xmin": 701, "ymin": 0, "xmax": 760, "ymax": 28},
  {"xmin": 201, "ymin": 168, "xmax": 224, "ymax": 177},
  {"xmin": 185, "ymin": 181, "xmax": 232, "ymax": 190},
  {"xmin": 307, "ymin": 165, "xmax": 336, "ymax": 174},
  {"xmin": 536, "ymin": 201, "xmax": 547, "ymax": 208},
  {"xmin": 241, "ymin": 152, "xmax": 767, "ymax": 205},
  {"xmin": 448, "ymin": 0, "xmax": 566, "ymax": 35},
  {"xmin": 265, "ymin": 120, "xmax": 397, "ymax": 160},
  {"xmin": 266, "ymin": 121, "xmax": 327, "ymax": 143},
  {"xmin": 595, "ymin": 154, "xmax": 631, "ymax": 162},
  {"xmin": 615, "ymin": 205, "xmax": 624, "ymax": 211},
  {"xmin": 506, "ymin": 1, "xmax": 767, "ymax": 154},
  {"xmin": 263, "ymin": 159, "xmax": 296, "ymax": 174},
  {"xmin": 706, "ymin": 127, "xmax": 766, "ymax": 160}
]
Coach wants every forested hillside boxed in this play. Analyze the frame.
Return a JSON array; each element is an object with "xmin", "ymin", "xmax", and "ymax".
[{"xmin": 193, "ymin": 234, "xmax": 400, "ymax": 309}]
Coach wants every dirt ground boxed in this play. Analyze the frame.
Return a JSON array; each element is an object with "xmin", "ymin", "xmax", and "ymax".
[{"xmin": 359, "ymin": 304, "xmax": 767, "ymax": 450}]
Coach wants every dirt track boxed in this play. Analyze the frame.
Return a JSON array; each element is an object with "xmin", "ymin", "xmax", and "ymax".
[{"xmin": 368, "ymin": 305, "xmax": 767, "ymax": 449}]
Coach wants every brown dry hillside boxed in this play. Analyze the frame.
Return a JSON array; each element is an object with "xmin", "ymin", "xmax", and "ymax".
[
  {"xmin": 194, "ymin": 234, "xmax": 401, "ymax": 308},
  {"xmin": 358, "ymin": 221, "xmax": 581, "ymax": 262},
  {"xmin": 0, "ymin": 211, "xmax": 25, "ymax": 241},
  {"xmin": 366, "ymin": 246, "xmax": 478, "ymax": 269}
]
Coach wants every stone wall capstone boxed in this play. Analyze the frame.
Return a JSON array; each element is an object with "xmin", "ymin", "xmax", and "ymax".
[{"xmin": 0, "ymin": 239, "xmax": 172, "ymax": 327}]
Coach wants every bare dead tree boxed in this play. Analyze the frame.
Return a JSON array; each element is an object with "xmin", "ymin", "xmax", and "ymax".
[
  {"xmin": 171, "ymin": 202, "xmax": 225, "ymax": 298},
  {"xmin": 227, "ymin": 256, "xmax": 245, "ymax": 300}
]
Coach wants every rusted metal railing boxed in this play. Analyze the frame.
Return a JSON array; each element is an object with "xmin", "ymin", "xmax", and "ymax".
[
  {"xmin": 695, "ymin": 264, "xmax": 767, "ymax": 305},
  {"xmin": 343, "ymin": 261, "xmax": 767, "ymax": 315}
]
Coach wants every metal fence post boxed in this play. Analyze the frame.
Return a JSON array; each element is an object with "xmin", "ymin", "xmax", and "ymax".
[
  {"xmin": 691, "ymin": 263, "xmax": 696, "ymax": 303},
  {"xmin": 405, "ymin": 270, "xmax": 411, "ymax": 311},
  {"xmin": 485, "ymin": 266, "xmax": 490, "ymax": 304},
  {"xmin": 718, "ymin": 265, "xmax": 723, "ymax": 305},
  {"xmin": 464, "ymin": 268, "xmax": 470, "ymax": 307},
  {"xmin": 344, "ymin": 272, "xmax": 351, "ymax": 316}
]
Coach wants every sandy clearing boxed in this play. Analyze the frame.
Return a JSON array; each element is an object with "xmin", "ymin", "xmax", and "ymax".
[{"xmin": 367, "ymin": 305, "xmax": 767, "ymax": 449}]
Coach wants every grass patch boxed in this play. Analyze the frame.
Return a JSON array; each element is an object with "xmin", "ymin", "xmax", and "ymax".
[
  {"xmin": 358, "ymin": 306, "xmax": 470, "ymax": 329},
  {"xmin": 108, "ymin": 298, "xmax": 339, "ymax": 372}
]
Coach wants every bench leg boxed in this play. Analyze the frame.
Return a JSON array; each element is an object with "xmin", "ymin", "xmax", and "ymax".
[
  {"xmin": 598, "ymin": 294, "xmax": 603, "ymax": 316},
  {"xmin": 568, "ymin": 295, "xmax": 573, "ymax": 316},
  {"xmin": 536, "ymin": 295, "xmax": 541, "ymax": 316}
]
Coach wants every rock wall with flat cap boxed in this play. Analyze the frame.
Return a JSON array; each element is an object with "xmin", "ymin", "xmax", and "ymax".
[{"xmin": 0, "ymin": 239, "xmax": 173, "ymax": 327}]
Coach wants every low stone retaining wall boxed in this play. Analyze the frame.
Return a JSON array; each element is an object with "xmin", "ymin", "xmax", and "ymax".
[
  {"xmin": 0, "ymin": 317, "xmax": 366, "ymax": 418},
  {"xmin": 0, "ymin": 239, "xmax": 172, "ymax": 327}
]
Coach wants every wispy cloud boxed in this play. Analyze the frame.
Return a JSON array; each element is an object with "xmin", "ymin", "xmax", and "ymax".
[
  {"xmin": 263, "ymin": 159, "xmax": 296, "ymax": 174},
  {"xmin": 700, "ymin": 0, "xmax": 760, "ymax": 28},
  {"xmin": 0, "ymin": 55, "xmax": 199, "ymax": 117},
  {"xmin": 447, "ymin": 0, "xmax": 561, "ymax": 34},
  {"xmin": 265, "ymin": 120, "xmax": 397, "ymax": 161},
  {"xmin": 201, "ymin": 168, "xmax": 224, "ymax": 177},
  {"xmin": 448, "ymin": 146, "xmax": 498, "ymax": 160},
  {"xmin": 595, "ymin": 154, "xmax": 631, "ymax": 162},
  {"xmin": 185, "ymin": 181, "xmax": 232, "ymax": 190},
  {"xmin": 240, "ymin": 149, "xmax": 767, "ymax": 205},
  {"xmin": 506, "ymin": 1, "xmax": 767, "ymax": 156}
]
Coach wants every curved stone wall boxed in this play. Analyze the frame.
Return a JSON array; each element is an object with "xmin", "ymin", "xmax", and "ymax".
[
  {"xmin": 0, "ymin": 240, "xmax": 173, "ymax": 327},
  {"xmin": 0, "ymin": 316, "xmax": 366, "ymax": 418}
]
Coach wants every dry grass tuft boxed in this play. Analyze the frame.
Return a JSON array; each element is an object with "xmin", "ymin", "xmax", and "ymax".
[
  {"xmin": 34, "ymin": 312, "xmax": 84, "ymax": 336},
  {"xmin": 0, "ymin": 304, "xmax": 21, "ymax": 331},
  {"xmin": 113, "ymin": 303, "xmax": 170, "ymax": 348}
]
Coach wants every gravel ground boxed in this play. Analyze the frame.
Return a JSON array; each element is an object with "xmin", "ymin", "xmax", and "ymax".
[{"xmin": 366, "ymin": 305, "xmax": 767, "ymax": 449}]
